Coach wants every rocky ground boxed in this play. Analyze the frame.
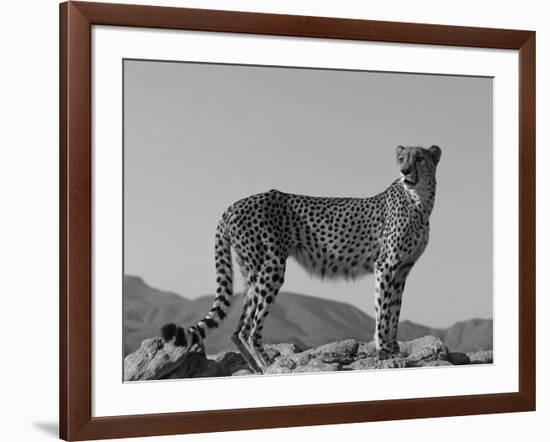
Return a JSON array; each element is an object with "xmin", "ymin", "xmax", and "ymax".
[{"xmin": 124, "ymin": 335, "xmax": 493, "ymax": 381}]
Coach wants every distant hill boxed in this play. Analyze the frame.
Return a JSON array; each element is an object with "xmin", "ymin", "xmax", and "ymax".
[{"xmin": 123, "ymin": 275, "xmax": 492, "ymax": 356}]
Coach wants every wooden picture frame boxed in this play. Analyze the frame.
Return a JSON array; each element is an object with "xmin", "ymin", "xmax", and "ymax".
[{"xmin": 59, "ymin": 1, "xmax": 536, "ymax": 440}]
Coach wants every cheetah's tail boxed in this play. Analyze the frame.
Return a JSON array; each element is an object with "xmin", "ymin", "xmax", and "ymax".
[{"xmin": 161, "ymin": 220, "xmax": 233, "ymax": 351}]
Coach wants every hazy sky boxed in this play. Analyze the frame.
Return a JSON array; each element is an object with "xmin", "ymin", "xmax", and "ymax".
[{"xmin": 124, "ymin": 59, "xmax": 493, "ymax": 328}]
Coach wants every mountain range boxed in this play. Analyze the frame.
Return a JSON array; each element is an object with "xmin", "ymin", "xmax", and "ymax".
[{"xmin": 124, "ymin": 275, "xmax": 492, "ymax": 356}]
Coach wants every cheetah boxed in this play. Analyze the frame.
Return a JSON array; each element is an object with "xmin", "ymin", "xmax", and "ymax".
[{"xmin": 162, "ymin": 145, "xmax": 442, "ymax": 373}]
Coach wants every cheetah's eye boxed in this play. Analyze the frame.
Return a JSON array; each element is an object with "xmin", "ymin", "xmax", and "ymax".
[{"xmin": 417, "ymin": 157, "xmax": 425, "ymax": 163}]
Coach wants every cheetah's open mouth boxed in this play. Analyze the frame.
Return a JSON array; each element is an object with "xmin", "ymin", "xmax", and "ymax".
[{"xmin": 403, "ymin": 177, "xmax": 418, "ymax": 186}]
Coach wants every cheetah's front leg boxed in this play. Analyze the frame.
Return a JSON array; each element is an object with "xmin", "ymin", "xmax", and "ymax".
[
  {"xmin": 373, "ymin": 261, "xmax": 407, "ymax": 358},
  {"xmin": 387, "ymin": 263, "xmax": 413, "ymax": 353}
]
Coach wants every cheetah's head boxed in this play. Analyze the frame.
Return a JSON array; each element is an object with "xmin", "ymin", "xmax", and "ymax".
[{"xmin": 396, "ymin": 145, "xmax": 441, "ymax": 188}]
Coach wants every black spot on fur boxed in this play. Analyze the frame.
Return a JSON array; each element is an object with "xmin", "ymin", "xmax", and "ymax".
[
  {"xmin": 212, "ymin": 306, "xmax": 226, "ymax": 319},
  {"xmin": 196, "ymin": 326, "xmax": 206, "ymax": 339},
  {"xmin": 161, "ymin": 323, "xmax": 177, "ymax": 341},
  {"xmin": 191, "ymin": 330, "xmax": 200, "ymax": 345},
  {"xmin": 218, "ymin": 295, "xmax": 231, "ymax": 307},
  {"xmin": 175, "ymin": 327, "xmax": 186, "ymax": 346},
  {"xmin": 204, "ymin": 318, "xmax": 218, "ymax": 328}
]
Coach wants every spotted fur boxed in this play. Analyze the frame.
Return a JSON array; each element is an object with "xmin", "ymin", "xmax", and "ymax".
[{"xmin": 162, "ymin": 145, "xmax": 442, "ymax": 372}]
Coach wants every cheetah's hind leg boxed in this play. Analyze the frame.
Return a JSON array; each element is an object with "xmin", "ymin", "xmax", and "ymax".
[
  {"xmin": 230, "ymin": 277, "xmax": 281, "ymax": 374},
  {"xmin": 230, "ymin": 333, "xmax": 262, "ymax": 374},
  {"xmin": 228, "ymin": 283, "xmax": 264, "ymax": 373},
  {"xmin": 248, "ymin": 341, "xmax": 272, "ymax": 371},
  {"xmin": 245, "ymin": 263, "xmax": 285, "ymax": 372}
]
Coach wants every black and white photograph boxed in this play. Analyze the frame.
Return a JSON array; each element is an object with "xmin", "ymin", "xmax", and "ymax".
[
  {"xmin": 122, "ymin": 59, "xmax": 494, "ymax": 381},
  {"xmin": 5, "ymin": 0, "xmax": 545, "ymax": 440}
]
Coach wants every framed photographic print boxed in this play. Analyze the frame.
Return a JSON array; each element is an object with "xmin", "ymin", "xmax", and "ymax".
[{"xmin": 59, "ymin": 1, "xmax": 536, "ymax": 440}]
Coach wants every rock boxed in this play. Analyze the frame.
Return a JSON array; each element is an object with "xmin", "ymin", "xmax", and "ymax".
[
  {"xmin": 294, "ymin": 360, "xmax": 341, "ymax": 373},
  {"xmin": 265, "ymin": 342, "xmax": 302, "ymax": 357},
  {"xmin": 404, "ymin": 336, "xmax": 448, "ymax": 363},
  {"xmin": 467, "ymin": 350, "xmax": 493, "ymax": 364},
  {"xmin": 377, "ymin": 358, "xmax": 410, "ymax": 369},
  {"xmin": 396, "ymin": 342, "xmax": 409, "ymax": 355},
  {"xmin": 357, "ymin": 341, "xmax": 378, "ymax": 357},
  {"xmin": 423, "ymin": 360, "xmax": 453, "ymax": 367},
  {"xmin": 305, "ymin": 339, "xmax": 359, "ymax": 362},
  {"xmin": 265, "ymin": 348, "xmax": 281, "ymax": 361},
  {"xmin": 208, "ymin": 350, "xmax": 232, "ymax": 362},
  {"xmin": 214, "ymin": 351, "xmax": 249, "ymax": 374},
  {"xmin": 272, "ymin": 356, "xmax": 298, "ymax": 370},
  {"xmin": 232, "ymin": 369, "xmax": 254, "ymax": 376},
  {"xmin": 287, "ymin": 352, "xmax": 314, "ymax": 366},
  {"xmin": 346, "ymin": 356, "xmax": 409, "ymax": 370},
  {"xmin": 447, "ymin": 352, "xmax": 471, "ymax": 365},
  {"xmin": 345, "ymin": 357, "xmax": 378, "ymax": 370},
  {"xmin": 264, "ymin": 360, "xmax": 294, "ymax": 375},
  {"xmin": 124, "ymin": 338, "xmax": 191, "ymax": 381},
  {"xmin": 165, "ymin": 353, "xmax": 224, "ymax": 379},
  {"xmin": 280, "ymin": 339, "xmax": 358, "ymax": 367},
  {"xmin": 347, "ymin": 337, "xmax": 450, "ymax": 370},
  {"xmin": 124, "ymin": 335, "xmax": 467, "ymax": 380}
]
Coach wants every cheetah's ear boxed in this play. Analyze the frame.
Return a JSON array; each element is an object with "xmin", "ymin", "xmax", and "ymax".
[
  {"xmin": 428, "ymin": 145, "xmax": 442, "ymax": 165},
  {"xmin": 396, "ymin": 145, "xmax": 405, "ymax": 157}
]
